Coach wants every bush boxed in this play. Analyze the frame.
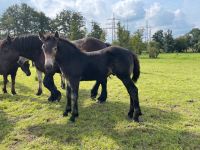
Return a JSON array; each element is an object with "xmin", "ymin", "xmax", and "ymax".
[{"xmin": 148, "ymin": 41, "xmax": 160, "ymax": 58}]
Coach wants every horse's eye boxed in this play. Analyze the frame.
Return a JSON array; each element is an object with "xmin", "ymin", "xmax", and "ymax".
[{"xmin": 42, "ymin": 45, "xmax": 46, "ymax": 49}]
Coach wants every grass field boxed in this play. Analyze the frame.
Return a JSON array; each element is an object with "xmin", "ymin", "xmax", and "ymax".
[{"xmin": 0, "ymin": 53, "xmax": 200, "ymax": 149}]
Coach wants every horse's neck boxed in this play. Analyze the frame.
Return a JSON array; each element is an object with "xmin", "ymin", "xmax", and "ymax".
[{"xmin": 13, "ymin": 38, "xmax": 42, "ymax": 61}]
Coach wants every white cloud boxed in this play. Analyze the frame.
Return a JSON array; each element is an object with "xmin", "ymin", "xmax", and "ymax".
[
  {"xmin": 112, "ymin": 0, "xmax": 145, "ymax": 21},
  {"xmin": 145, "ymin": 2, "xmax": 160, "ymax": 19}
]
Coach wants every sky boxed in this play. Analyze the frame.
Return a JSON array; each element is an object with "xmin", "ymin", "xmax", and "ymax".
[{"xmin": 0, "ymin": 0, "xmax": 200, "ymax": 41}]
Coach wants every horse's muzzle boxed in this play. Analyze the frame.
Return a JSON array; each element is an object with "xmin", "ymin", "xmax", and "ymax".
[
  {"xmin": 26, "ymin": 71, "xmax": 31, "ymax": 76},
  {"xmin": 45, "ymin": 64, "xmax": 54, "ymax": 73}
]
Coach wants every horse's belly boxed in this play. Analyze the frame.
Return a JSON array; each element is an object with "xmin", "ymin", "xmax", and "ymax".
[{"xmin": 81, "ymin": 65, "xmax": 103, "ymax": 81}]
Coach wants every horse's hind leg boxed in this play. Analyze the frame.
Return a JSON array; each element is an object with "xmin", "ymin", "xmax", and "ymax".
[
  {"xmin": 36, "ymin": 69, "xmax": 43, "ymax": 96},
  {"xmin": 97, "ymin": 79, "xmax": 107, "ymax": 103},
  {"xmin": 118, "ymin": 75, "xmax": 141, "ymax": 122},
  {"xmin": 63, "ymin": 84, "xmax": 72, "ymax": 116},
  {"xmin": 91, "ymin": 81, "xmax": 100, "ymax": 99},
  {"xmin": 2, "ymin": 75, "xmax": 8, "ymax": 93},
  {"xmin": 11, "ymin": 73, "xmax": 16, "ymax": 95}
]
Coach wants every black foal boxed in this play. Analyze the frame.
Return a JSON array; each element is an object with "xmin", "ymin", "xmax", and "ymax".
[{"xmin": 39, "ymin": 32, "xmax": 142, "ymax": 122}]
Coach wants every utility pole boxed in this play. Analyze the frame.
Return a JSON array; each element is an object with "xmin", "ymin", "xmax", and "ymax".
[
  {"xmin": 104, "ymin": 14, "xmax": 120, "ymax": 42},
  {"xmin": 146, "ymin": 20, "xmax": 152, "ymax": 43}
]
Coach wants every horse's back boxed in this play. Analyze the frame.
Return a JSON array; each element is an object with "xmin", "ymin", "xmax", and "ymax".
[{"xmin": 73, "ymin": 37, "xmax": 108, "ymax": 52}]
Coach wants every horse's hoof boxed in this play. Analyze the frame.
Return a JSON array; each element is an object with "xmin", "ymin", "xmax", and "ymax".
[
  {"xmin": 2, "ymin": 89, "xmax": 7, "ymax": 93},
  {"xmin": 12, "ymin": 91, "xmax": 17, "ymax": 95},
  {"xmin": 63, "ymin": 112, "xmax": 68, "ymax": 117},
  {"xmin": 97, "ymin": 96, "xmax": 106, "ymax": 102},
  {"xmin": 128, "ymin": 112, "xmax": 133, "ymax": 119},
  {"xmin": 36, "ymin": 89, "xmax": 42, "ymax": 96},
  {"xmin": 91, "ymin": 91, "xmax": 98, "ymax": 99},
  {"xmin": 69, "ymin": 116, "xmax": 75, "ymax": 122},
  {"xmin": 48, "ymin": 97, "xmax": 54, "ymax": 102},
  {"xmin": 133, "ymin": 117, "xmax": 140, "ymax": 122},
  {"xmin": 97, "ymin": 100, "xmax": 106, "ymax": 104}
]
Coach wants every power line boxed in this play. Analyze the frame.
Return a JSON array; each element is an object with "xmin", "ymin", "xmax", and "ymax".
[{"xmin": 104, "ymin": 13, "xmax": 120, "ymax": 42}]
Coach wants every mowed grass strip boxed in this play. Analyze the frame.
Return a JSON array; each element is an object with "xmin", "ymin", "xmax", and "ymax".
[{"xmin": 0, "ymin": 53, "xmax": 200, "ymax": 149}]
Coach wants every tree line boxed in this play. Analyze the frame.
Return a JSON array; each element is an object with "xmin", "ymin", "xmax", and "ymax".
[
  {"xmin": 1, "ymin": 3, "xmax": 200, "ymax": 58},
  {"xmin": 113, "ymin": 23, "xmax": 200, "ymax": 57},
  {"xmin": 0, "ymin": 3, "xmax": 106, "ymax": 41}
]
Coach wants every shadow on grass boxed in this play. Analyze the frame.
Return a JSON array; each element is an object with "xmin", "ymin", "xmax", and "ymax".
[
  {"xmin": 25, "ymin": 98, "xmax": 200, "ymax": 149},
  {"xmin": 0, "ymin": 111, "xmax": 14, "ymax": 143}
]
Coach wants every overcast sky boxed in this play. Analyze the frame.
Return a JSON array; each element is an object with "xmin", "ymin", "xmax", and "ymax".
[{"xmin": 0, "ymin": 0, "xmax": 199, "ymax": 41}]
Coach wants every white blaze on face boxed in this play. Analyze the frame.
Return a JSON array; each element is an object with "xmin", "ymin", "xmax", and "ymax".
[
  {"xmin": 44, "ymin": 52, "xmax": 55, "ymax": 67},
  {"xmin": 42, "ymin": 44, "xmax": 57, "ymax": 68}
]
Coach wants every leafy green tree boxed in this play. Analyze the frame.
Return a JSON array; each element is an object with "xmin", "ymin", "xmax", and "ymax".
[
  {"xmin": 114, "ymin": 22, "xmax": 130, "ymax": 49},
  {"xmin": 152, "ymin": 30, "xmax": 164, "ymax": 49},
  {"xmin": 0, "ymin": 3, "xmax": 51, "ymax": 35},
  {"xmin": 88, "ymin": 21, "xmax": 106, "ymax": 41},
  {"xmin": 163, "ymin": 30, "xmax": 175, "ymax": 53},
  {"xmin": 174, "ymin": 36, "xmax": 189, "ymax": 52},
  {"xmin": 69, "ymin": 12, "xmax": 86, "ymax": 40},
  {"xmin": 0, "ymin": 4, "xmax": 20, "ymax": 35},
  {"xmin": 129, "ymin": 30, "xmax": 146, "ymax": 54},
  {"xmin": 32, "ymin": 12, "xmax": 51, "ymax": 33}
]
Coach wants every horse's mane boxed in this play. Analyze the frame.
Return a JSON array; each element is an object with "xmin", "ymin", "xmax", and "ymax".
[{"xmin": 45, "ymin": 34, "xmax": 80, "ymax": 52}]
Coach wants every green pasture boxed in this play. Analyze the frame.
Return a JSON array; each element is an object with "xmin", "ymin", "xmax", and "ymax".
[{"xmin": 0, "ymin": 53, "xmax": 200, "ymax": 149}]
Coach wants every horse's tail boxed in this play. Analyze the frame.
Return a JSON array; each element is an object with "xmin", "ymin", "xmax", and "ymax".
[{"xmin": 131, "ymin": 52, "xmax": 140, "ymax": 83}]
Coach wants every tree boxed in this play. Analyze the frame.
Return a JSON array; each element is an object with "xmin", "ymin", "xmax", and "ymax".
[
  {"xmin": 32, "ymin": 12, "xmax": 51, "ymax": 33},
  {"xmin": 88, "ymin": 21, "xmax": 106, "ymax": 41},
  {"xmin": 114, "ymin": 22, "xmax": 130, "ymax": 49},
  {"xmin": 152, "ymin": 30, "xmax": 164, "ymax": 50},
  {"xmin": 163, "ymin": 30, "xmax": 175, "ymax": 53},
  {"xmin": 174, "ymin": 36, "xmax": 189, "ymax": 52},
  {"xmin": 0, "ymin": 3, "xmax": 51, "ymax": 35},
  {"xmin": 129, "ymin": 30, "xmax": 146, "ymax": 55},
  {"xmin": 0, "ymin": 4, "xmax": 20, "ymax": 35},
  {"xmin": 69, "ymin": 12, "xmax": 86, "ymax": 40}
]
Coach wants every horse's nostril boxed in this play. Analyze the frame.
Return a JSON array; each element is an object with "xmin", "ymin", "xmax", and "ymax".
[{"xmin": 45, "ymin": 65, "xmax": 53, "ymax": 72}]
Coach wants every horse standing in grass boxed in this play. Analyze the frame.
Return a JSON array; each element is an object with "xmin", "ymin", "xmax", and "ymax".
[
  {"xmin": 39, "ymin": 32, "xmax": 142, "ymax": 122},
  {"xmin": 36, "ymin": 37, "xmax": 111, "ymax": 103},
  {"xmin": 0, "ymin": 40, "xmax": 31, "ymax": 95},
  {"xmin": 1, "ymin": 35, "xmax": 111, "ymax": 103}
]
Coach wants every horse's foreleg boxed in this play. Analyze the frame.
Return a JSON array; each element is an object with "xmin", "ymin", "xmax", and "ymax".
[
  {"xmin": 97, "ymin": 79, "xmax": 107, "ymax": 103},
  {"xmin": 63, "ymin": 84, "xmax": 72, "ymax": 116},
  {"xmin": 118, "ymin": 76, "xmax": 141, "ymax": 122},
  {"xmin": 91, "ymin": 81, "xmax": 100, "ymax": 99},
  {"xmin": 11, "ymin": 73, "xmax": 16, "ymax": 95},
  {"xmin": 43, "ymin": 73, "xmax": 61, "ymax": 102},
  {"xmin": 36, "ymin": 69, "xmax": 43, "ymax": 96},
  {"xmin": 2, "ymin": 75, "xmax": 8, "ymax": 93},
  {"xmin": 68, "ymin": 78, "xmax": 79, "ymax": 122}
]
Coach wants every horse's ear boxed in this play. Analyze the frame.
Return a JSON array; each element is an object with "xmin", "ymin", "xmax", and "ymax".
[
  {"xmin": 55, "ymin": 31, "xmax": 59, "ymax": 39},
  {"xmin": 7, "ymin": 35, "xmax": 12, "ymax": 43},
  {"xmin": 39, "ymin": 32, "xmax": 45, "ymax": 42}
]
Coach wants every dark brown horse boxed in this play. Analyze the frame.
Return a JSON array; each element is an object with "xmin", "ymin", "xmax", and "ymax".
[
  {"xmin": 0, "ymin": 39, "xmax": 31, "ymax": 95},
  {"xmin": 0, "ymin": 35, "xmax": 62, "ymax": 101},
  {"xmin": 1, "ymin": 35, "xmax": 111, "ymax": 103},
  {"xmin": 39, "ymin": 32, "xmax": 142, "ymax": 122}
]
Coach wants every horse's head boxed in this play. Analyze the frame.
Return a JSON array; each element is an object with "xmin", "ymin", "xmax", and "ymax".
[
  {"xmin": 39, "ymin": 32, "xmax": 59, "ymax": 73},
  {"xmin": 18, "ymin": 57, "xmax": 31, "ymax": 76},
  {"xmin": 0, "ymin": 35, "xmax": 15, "ymax": 52}
]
